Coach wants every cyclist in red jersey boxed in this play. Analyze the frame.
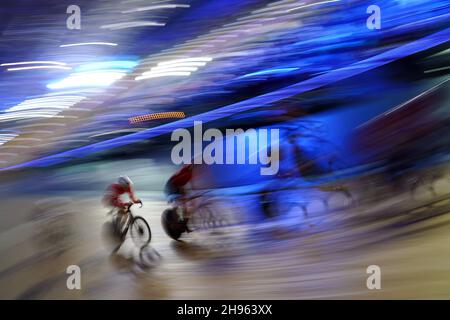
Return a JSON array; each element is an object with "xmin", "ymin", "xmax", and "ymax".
[
  {"xmin": 164, "ymin": 164, "xmax": 193, "ymax": 225},
  {"xmin": 103, "ymin": 176, "xmax": 142, "ymax": 215}
]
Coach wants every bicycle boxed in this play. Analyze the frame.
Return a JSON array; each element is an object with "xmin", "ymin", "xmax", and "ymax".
[
  {"xmin": 110, "ymin": 202, "xmax": 152, "ymax": 248},
  {"xmin": 161, "ymin": 192, "xmax": 230, "ymax": 241}
]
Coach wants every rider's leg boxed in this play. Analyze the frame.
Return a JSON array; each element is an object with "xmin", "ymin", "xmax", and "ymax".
[
  {"xmin": 182, "ymin": 204, "xmax": 193, "ymax": 233},
  {"xmin": 116, "ymin": 207, "xmax": 130, "ymax": 233},
  {"xmin": 170, "ymin": 195, "xmax": 183, "ymax": 221},
  {"xmin": 182, "ymin": 199, "xmax": 190, "ymax": 220},
  {"xmin": 177, "ymin": 187, "xmax": 189, "ymax": 220},
  {"xmin": 169, "ymin": 188, "xmax": 193, "ymax": 233},
  {"xmin": 178, "ymin": 190, "xmax": 194, "ymax": 232}
]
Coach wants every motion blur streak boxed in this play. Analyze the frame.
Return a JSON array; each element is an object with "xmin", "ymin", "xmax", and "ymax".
[
  {"xmin": 2, "ymin": 27, "xmax": 448, "ymax": 170},
  {"xmin": 0, "ymin": 61, "xmax": 67, "ymax": 66},
  {"xmin": 7, "ymin": 66, "xmax": 72, "ymax": 72},
  {"xmin": 100, "ymin": 21, "xmax": 166, "ymax": 29},
  {"xmin": 157, "ymin": 57, "xmax": 213, "ymax": 66},
  {"xmin": 0, "ymin": 96, "xmax": 86, "ymax": 122},
  {"xmin": 121, "ymin": 4, "xmax": 191, "ymax": 14},
  {"xmin": 47, "ymin": 72, "xmax": 126, "ymax": 89},
  {"xmin": 0, "ymin": 133, "xmax": 18, "ymax": 146},
  {"xmin": 287, "ymin": 0, "xmax": 341, "ymax": 12},
  {"xmin": 59, "ymin": 42, "xmax": 118, "ymax": 47},
  {"xmin": 136, "ymin": 57, "xmax": 212, "ymax": 80}
]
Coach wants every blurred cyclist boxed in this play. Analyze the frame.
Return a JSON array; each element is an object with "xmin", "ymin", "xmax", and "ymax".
[
  {"xmin": 103, "ymin": 176, "xmax": 142, "ymax": 216},
  {"xmin": 164, "ymin": 164, "xmax": 193, "ymax": 227}
]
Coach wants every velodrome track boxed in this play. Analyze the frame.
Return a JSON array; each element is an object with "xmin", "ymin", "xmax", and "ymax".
[{"xmin": 1, "ymin": 163, "xmax": 450, "ymax": 299}]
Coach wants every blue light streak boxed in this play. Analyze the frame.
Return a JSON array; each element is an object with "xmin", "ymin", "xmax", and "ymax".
[{"xmin": 2, "ymin": 27, "xmax": 449, "ymax": 171}]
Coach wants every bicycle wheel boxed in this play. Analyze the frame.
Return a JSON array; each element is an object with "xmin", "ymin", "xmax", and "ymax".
[
  {"xmin": 190, "ymin": 206, "xmax": 210, "ymax": 230},
  {"xmin": 161, "ymin": 208, "xmax": 186, "ymax": 241},
  {"xmin": 130, "ymin": 216, "xmax": 151, "ymax": 248},
  {"xmin": 196, "ymin": 205, "xmax": 229, "ymax": 230}
]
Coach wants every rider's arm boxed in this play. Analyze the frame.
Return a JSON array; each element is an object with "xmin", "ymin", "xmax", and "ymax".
[
  {"xmin": 113, "ymin": 196, "xmax": 131, "ymax": 208},
  {"xmin": 128, "ymin": 184, "xmax": 141, "ymax": 204},
  {"xmin": 104, "ymin": 186, "xmax": 131, "ymax": 208}
]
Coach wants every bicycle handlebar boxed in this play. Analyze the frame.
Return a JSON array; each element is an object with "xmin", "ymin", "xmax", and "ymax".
[{"xmin": 127, "ymin": 201, "xmax": 143, "ymax": 211}]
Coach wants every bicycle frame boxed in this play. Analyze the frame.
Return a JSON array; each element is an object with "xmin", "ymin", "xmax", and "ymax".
[
  {"xmin": 111, "ymin": 202, "xmax": 143, "ymax": 234},
  {"xmin": 168, "ymin": 191, "xmax": 210, "ymax": 215}
]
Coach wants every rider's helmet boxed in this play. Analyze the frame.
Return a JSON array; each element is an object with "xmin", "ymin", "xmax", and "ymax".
[{"xmin": 118, "ymin": 176, "xmax": 133, "ymax": 189}]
